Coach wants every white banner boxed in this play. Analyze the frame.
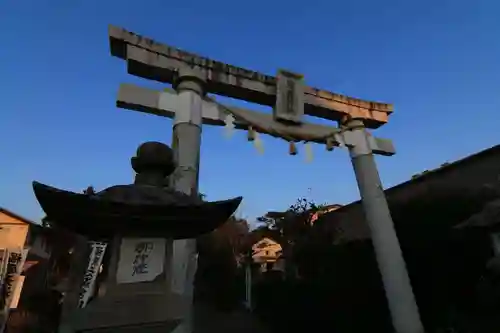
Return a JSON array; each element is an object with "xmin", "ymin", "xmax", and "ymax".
[
  {"xmin": 5, "ymin": 248, "xmax": 28, "ymax": 305},
  {"xmin": 0, "ymin": 250, "xmax": 7, "ymax": 289},
  {"xmin": 0, "ymin": 247, "xmax": 28, "ymax": 333},
  {"xmin": 78, "ymin": 242, "xmax": 107, "ymax": 308},
  {"xmin": 9, "ymin": 276, "xmax": 25, "ymax": 309},
  {"xmin": 116, "ymin": 238, "xmax": 165, "ymax": 284},
  {"xmin": 17, "ymin": 248, "xmax": 28, "ymax": 276}
]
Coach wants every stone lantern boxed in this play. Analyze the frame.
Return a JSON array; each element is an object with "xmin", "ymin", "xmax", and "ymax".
[{"xmin": 32, "ymin": 141, "xmax": 242, "ymax": 332}]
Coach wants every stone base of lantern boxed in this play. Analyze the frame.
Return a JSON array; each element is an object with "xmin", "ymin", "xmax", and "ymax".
[
  {"xmin": 80, "ymin": 321, "xmax": 180, "ymax": 333},
  {"xmin": 70, "ymin": 236, "xmax": 190, "ymax": 333},
  {"xmin": 33, "ymin": 141, "xmax": 243, "ymax": 333},
  {"xmin": 73, "ymin": 292, "xmax": 188, "ymax": 333}
]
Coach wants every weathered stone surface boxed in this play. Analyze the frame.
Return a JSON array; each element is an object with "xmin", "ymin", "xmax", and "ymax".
[
  {"xmin": 191, "ymin": 303, "xmax": 270, "ymax": 333},
  {"xmin": 73, "ymin": 292, "xmax": 186, "ymax": 332},
  {"xmin": 109, "ymin": 25, "xmax": 392, "ymax": 128},
  {"xmin": 80, "ymin": 321, "xmax": 180, "ymax": 333}
]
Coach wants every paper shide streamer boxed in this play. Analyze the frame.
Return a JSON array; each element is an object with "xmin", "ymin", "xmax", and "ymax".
[
  {"xmin": 304, "ymin": 142, "xmax": 313, "ymax": 163},
  {"xmin": 253, "ymin": 132, "xmax": 264, "ymax": 155},
  {"xmin": 224, "ymin": 113, "xmax": 235, "ymax": 138}
]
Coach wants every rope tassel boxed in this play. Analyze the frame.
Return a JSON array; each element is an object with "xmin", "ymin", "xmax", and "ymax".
[
  {"xmin": 247, "ymin": 127, "xmax": 256, "ymax": 141},
  {"xmin": 254, "ymin": 132, "xmax": 264, "ymax": 154},
  {"xmin": 289, "ymin": 141, "xmax": 297, "ymax": 155},
  {"xmin": 326, "ymin": 137, "xmax": 335, "ymax": 151}
]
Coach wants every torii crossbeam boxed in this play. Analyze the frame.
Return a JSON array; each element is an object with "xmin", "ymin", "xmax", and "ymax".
[
  {"xmin": 108, "ymin": 26, "xmax": 393, "ymax": 129},
  {"xmin": 117, "ymin": 83, "xmax": 396, "ymax": 156}
]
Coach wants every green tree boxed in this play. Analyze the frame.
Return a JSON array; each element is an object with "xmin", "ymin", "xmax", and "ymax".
[
  {"xmin": 195, "ymin": 216, "xmax": 250, "ymax": 310},
  {"xmin": 256, "ymin": 197, "xmax": 326, "ymax": 279}
]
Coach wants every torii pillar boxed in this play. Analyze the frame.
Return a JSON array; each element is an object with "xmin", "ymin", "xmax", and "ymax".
[
  {"xmin": 168, "ymin": 68, "xmax": 206, "ymax": 333},
  {"xmin": 343, "ymin": 118, "xmax": 424, "ymax": 333}
]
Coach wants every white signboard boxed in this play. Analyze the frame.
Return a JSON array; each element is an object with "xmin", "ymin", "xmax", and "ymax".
[
  {"xmin": 116, "ymin": 238, "xmax": 166, "ymax": 284},
  {"xmin": 79, "ymin": 242, "xmax": 107, "ymax": 308}
]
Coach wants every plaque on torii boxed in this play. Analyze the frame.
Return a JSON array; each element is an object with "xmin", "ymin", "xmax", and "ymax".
[{"xmin": 107, "ymin": 26, "xmax": 424, "ymax": 333}]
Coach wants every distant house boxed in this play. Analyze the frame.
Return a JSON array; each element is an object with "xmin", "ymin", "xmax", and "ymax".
[
  {"xmin": 0, "ymin": 208, "xmax": 32, "ymax": 251},
  {"xmin": 0, "ymin": 207, "xmax": 67, "ymax": 333},
  {"xmin": 251, "ymin": 238, "xmax": 284, "ymax": 272}
]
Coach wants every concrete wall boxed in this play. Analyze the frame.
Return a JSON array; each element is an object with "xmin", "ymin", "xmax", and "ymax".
[
  {"xmin": 319, "ymin": 145, "xmax": 500, "ymax": 242},
  {"xmin": 28, "ymin": 234, "xmax": 51, "ymax": 259}
]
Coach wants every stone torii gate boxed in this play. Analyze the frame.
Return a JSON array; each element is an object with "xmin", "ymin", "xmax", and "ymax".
[{"xmin": 108, "ymin": 26, "xmax": 425, "ymax": 333}]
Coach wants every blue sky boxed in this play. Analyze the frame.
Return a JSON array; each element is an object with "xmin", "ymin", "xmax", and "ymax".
[{"xmin": 1, "ymin": 0, "xmax": 499, "ymax": 224}]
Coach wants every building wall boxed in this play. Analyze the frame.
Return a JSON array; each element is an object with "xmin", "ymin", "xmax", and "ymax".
[
  {"xmin": 0, "ymin": 212, "xmax": 29, "ymax": 250},
  {"xmin": 25, "ymin": 224, "xmax": 52, "ymax": 260},
  {"xmin": 28, "ymin": 235, "xmax": 51, "ymax": 260},
  {"xmin": 0, "ymin": 210, "xmax": 64, "ymax": 333}
]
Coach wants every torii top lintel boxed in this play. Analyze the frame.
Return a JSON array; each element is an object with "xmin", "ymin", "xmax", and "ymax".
[{"xmin": 108, "ymin": 25, "xmax": 393, "ymax": 129}]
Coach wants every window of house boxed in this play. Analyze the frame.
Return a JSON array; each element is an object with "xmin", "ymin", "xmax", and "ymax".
[{"xmin": 257, "ymin": 242, "xmax": 268, "ymax": 249}]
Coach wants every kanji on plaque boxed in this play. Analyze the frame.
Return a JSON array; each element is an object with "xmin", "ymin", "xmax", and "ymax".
[{"xmin": 116, "ymin": 238, "xmax": 166, "ymax": 284}]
